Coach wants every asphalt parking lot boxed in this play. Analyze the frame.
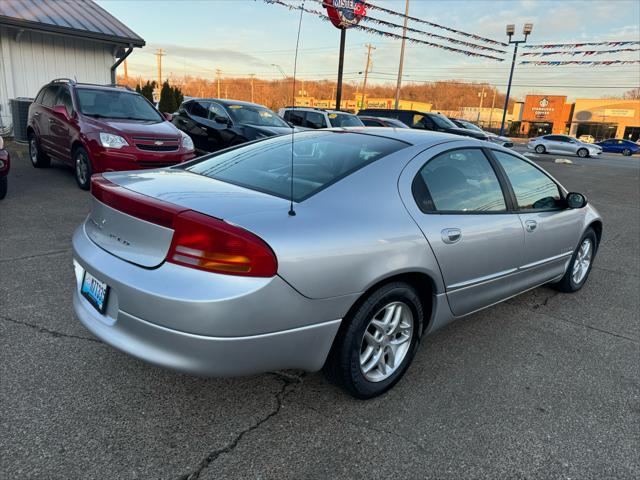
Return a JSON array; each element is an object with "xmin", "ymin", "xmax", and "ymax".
[{"xmin": 1, "ymin": 142, "xmax": 638, "ymax": 479}]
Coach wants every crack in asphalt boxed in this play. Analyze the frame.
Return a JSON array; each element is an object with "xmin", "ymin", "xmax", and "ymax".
[
  {"xmin": 0, "ymin": 314, "xmax": 102, "ymax": 344},
  {"xmin": 0, "ymin": 248, "xmax": 72, "ymax": 263},
  {"xmin": 176, "ymin": 372, "xmax": 305, "ymax": 480}
]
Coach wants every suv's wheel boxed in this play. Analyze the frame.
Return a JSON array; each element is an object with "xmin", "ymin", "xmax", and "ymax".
[
  {"xmin": 577, "ymin": 148, "xmax": 589, "ymax": 158},
  {"xmin": 535, "ymin": 144, "xmax": 546, "ymax": 154},
  {"xmin": 28, "ymin": 132, "xmax": 50, "ymax": 168},
  {"xmin": 552, "ymin": 228, "xmax": 597, "ymax": 293},
  {"xmin": 74, "ymin": 146, "xmax": 92, "ymax": 190},
  {"xmin": 622, "ymin": 148, "xmax": 632, "ymax": 156},
  {"xmin": 324, "ymin": 282, "xmax": 423, "ymax": 399},
  {"xmin": 0, "ymin": 175, "xmax": 7, "ymax": 199}
]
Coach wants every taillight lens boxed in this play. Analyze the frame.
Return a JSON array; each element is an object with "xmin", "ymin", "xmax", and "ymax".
[
  {"xmin": 91, "ymin": 175, "xmax": 277, "ymax": 277},
  {"xmin": 167, "ymin": 211, "xmax": 277, "ymax": 277}
]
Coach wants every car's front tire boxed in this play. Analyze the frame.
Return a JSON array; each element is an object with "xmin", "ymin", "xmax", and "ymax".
[
  {"xmin": 324, "ymin": 282, "xmax": 423, "ymax": 399},
  {"xmin": 535, "ymin": 145, "xmax": 546, "ymax": 154},
  {"xmin": 0, "ymin": 175, "xmax": 7, "ymax": 199},
  {"xmin": 28, "ymin": 132, "xmax": 50, "ymax": 168},
  {"xmin": 74, "ymin": 146, "xmax": 92, "ymax": 190},
  {"xmin": 577, "ymin": 148, "xmax": 589, "ymax": 158},
  {"xmin": 622, "ymin": 148, "xmax": 632, "ymax": 156},
  {"xmin": 552, "ymin": 228, "xmax": 597, "ymax": 293}
]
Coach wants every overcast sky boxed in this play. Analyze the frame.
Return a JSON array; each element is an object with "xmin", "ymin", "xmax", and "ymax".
[{"xmin": 98, "ymin": 0, "xmax": 640, "ymax": 101}]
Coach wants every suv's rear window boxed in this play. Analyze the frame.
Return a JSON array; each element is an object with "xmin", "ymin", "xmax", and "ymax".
[{"xmin": 185, "ymin": 131, "xmax": 407, "ymax": 201}]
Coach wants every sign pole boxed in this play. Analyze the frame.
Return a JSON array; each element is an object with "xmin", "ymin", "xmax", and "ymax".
[{"xmin": 336, "ymin": 28, "xmax": 346, "ymax": 110}]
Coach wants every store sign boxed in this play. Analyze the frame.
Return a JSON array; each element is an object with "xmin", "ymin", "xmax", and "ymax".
[
  {"xmin": 323, "ymin": 0, "xmax": 367, "ymax": 29},
  {"xmin": 602, "ymin": 109, "xmax": 635, "ymax": 118},
  {"xmin": 532, "ymin": 98, "xmax": 555, "ymax": 119}
]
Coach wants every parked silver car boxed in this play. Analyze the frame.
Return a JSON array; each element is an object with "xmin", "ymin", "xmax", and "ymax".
[
  {"xmin": 72, "ymin": 129, "xmax": 602, "ymax": 398},
  {"xmin": 528, "ymin": 134, "xmax": 602, "ymax": 157}
]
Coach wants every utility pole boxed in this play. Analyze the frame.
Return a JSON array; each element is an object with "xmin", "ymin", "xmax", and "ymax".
[
  {"xmin": 225, "ymin": 85, "xmax": 228, "ymax": 99},
  {"xmin": 360, "ymin": 43, "xmax": 375, "ymax": 110},
  {"xmin": 394, "ymin": 0, "xmax": 410, "ymax": 110},
  {"xmin": 488, "ymin": 88, "xmax": 497, "ymax": 128},
  {"xmin": 155, "ymin": 48, "xmax": 164, "ymax": 87},
  {"xmin": 335, "ymin": 28, "xmax": 346, "ymax": 110},
  {"xmin": 249, "ymin": 74, "xmax": 256, "ymax": 103},
  {"xmin": 477, "ymin": 85, "xmax": 487, "ymax": 124},
  {"xmin": 215, "ymin": 68, "xmax": 222, "ymax": 98}
]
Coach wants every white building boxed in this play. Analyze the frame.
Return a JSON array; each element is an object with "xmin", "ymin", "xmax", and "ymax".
[{"xmin": 0, "ymin": 0, "xmax": 144, "ymax": 133}]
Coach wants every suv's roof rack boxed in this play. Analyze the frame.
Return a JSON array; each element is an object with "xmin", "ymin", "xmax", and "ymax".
[
  {"xmin": 107, "ymin": 83, "xmax": 134, "ymax": 91},
  {"xmin": 50, "ymin": 78, "xmax": 76, "ymax": 85}
]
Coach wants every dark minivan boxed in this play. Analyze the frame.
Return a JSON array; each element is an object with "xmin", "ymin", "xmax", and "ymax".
[{"xmin": 358, "ymin": 109, "xmax": 488, "ymax": 141}]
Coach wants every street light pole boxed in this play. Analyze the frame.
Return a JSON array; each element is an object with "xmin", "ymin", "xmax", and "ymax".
[
  {"xmin": 394, "ymin": 0, "xmax": 410, "ymax": 110},
  {"xmin": 499, "ymin": 23, "xmax": 533, "ymax": 136}
]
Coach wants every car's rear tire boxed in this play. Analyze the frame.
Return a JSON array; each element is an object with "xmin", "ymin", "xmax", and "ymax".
[
  {"xmin": 577, "ymin": 148, "xmax": 589, "ymax": 158},
  {"xmin": 74, "ymin": 146, "xmax": 92, "ymax": 191},
  {"xmin": 28, "ymin": 132, "xmax": 50, "ymax": 168},
  {"xmin": 622, "ymin": 148, "xmax": 631, "ymax": 156},
  {"xmin": 552, "ymin": 228, "xmax": 597, "ymax": 293},
  {"xmin": 0, "ymin": 175, "xmax": 7, "ymax": 199},
  {"xmin": 535, "ymin": 145, "xmax": 546, "ymax": 154},
  {"xmin": 323, "ymin": 282, "xmax": 423, "ymax": 399}
]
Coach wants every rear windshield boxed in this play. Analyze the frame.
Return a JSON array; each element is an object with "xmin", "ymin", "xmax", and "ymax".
[
  {"xmin": 329, "ymin": 113, "xmax": 364, "ymax": 127},
  {"xmin": 76, "ymin": 88, "xmax": 162, "ymax": 122},
  {"xmin": 186, "ymin": 131, "xmax": 407, "ymax": 201}
]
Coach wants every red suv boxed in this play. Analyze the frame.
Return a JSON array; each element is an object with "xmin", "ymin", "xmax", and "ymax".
[{"xmin": 27, "ymin": 79, "xmax": 195, "ymax": 190}]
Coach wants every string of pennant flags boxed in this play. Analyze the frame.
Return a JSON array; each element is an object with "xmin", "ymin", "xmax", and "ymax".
[
  {"xmin": 305, "ymin": 0, "xmax": 506, "ymax": 54},
  {"xmin": 360, "ymin": 1, "xmax": 508, "ymax": 47},
  {"xmin": 524, "ymin": 40, "xmax": 640, "ymax": 49},
  {"xmin": 264, "ymin": 0, "xmax": 505, "ymax": 61},
  {"xmin": 522, "ymin": 48, "xmax": 640, "ymax": 57},
  {"xmin": 520, "ymin": 60, "xmax": 640, "ymax": 66}
]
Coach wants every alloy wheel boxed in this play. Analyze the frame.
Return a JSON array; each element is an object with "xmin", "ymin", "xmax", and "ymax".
[
  {"xmin": 578, "ymin": 148, "xmax": 588, "ymax": 158},
  {"xmin": 359, "ymin": 301, "xmax": 414, "ymax": 382},
  {"xmin": 535, "ymin": 145, "xmax": 545, "ymax": 154},
  {"xmin": 572, "ymin": 238, "xmax": 593, "ymax": 284},
  {"xmin": 76, "ymin": 152, "xmax": 89, "ymax": 186},
  {"xmin": 622, "ymin": 149, "xmax": 631, "ymax": 156},
  {"xmin": 29, "ymin": 138, "xmax": 38, "ymax": 165}
]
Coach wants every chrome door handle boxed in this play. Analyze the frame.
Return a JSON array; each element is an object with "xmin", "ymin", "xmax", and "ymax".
[
  {"xmin": 441, "ymin": 228, "xmax": 462, "ymax": 244},
  {"xmin": 525, "ymin": 220, "xmax": 537, "ymax": 232}
]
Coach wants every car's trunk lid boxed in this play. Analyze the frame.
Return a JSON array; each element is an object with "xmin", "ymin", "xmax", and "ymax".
[{"xmin": 85, "ymin": 169, "xmax": 289, "ymax": 268}]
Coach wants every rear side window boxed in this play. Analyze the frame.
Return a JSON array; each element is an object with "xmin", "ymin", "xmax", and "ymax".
[
  {"xmin": 329, "ymin": 113, "xmax": 363, "ymax": 127},
  {"xmin": 188, "ymin": 101, "xmax": 211, "ymax": 118},
  {"xmin": 493, "ymin": 151, "xmax": 562, "ymax": 210},
  {"xmin": 414, "ymin": 149, "xmax": 506, "ymax": 213},
  {"xmin": 284, "ymin": 110, "xmax": 305, "ymax": 127},
  {"xmin": 56, "ymin": 88, "xmax": 74, "ymax": 116},
  {"xmin": 186, "ymin": 131, "xmax": 407, "ymax": 201},
  {"xmin": 41, "ymin": 86, "xmax": 60, "ymax": 108},
  {"xmin": 305, "ymin": 111, "xmax": 327, "ymax": 129}
]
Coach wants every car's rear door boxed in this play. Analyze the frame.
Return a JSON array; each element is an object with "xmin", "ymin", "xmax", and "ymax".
[
  {"xmin": 48, "ymin": 86, "xmax": 75, "ymax": 163},
  {"xmin": 399, "ymin": 144, "xmax": 525, "ymax": 317},
  {"xmin": 490, "ymin": 149, "xmax": 583, "ymax": 283},
  {"xmin": 37, "ymin": 85, "xmax": 60, "ymax": 151}
]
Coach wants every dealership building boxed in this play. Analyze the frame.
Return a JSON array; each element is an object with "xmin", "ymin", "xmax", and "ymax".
[
  {"xmin": 569, "ymin": 98, "xmax": 640, "ymax": 142},
  {"xmin": 0, "ymin": 0, "xmax": 144, "ymax": 134}
]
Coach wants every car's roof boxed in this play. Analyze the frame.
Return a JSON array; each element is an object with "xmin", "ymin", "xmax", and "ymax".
[
  {"xmin": 65, "ymin": 83, "xmax": 136, "ymax": 93},
  {"xmin": 188, "ymin": 98, "xmax": 268, "ymax": 108},
  {"xmin": 325, "ymin": 127, "xmax": 468, "ymax": 146}
]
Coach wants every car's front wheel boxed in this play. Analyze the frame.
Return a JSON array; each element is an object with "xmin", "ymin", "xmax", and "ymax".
[
  {"xmin": 535, "ymin": 144, "xmax": 546, "ymax": 154},
  {"xmin": 324, "ymin": 282, "xmax": 423, "ymax": 399},
  {"xmin": 74, "ymin": 146, "xmax": 92, "ymax": 190},
  {"xmin": 28, "ymin": 132, "xmax": 50, "ymax": 168},
  {"xmin": 622, "ymin": 148, "xmax": 632, "ymax": 156},
  {"xmin": 577, "ymin": 148, "xmax": 589, "ymax": 158},
  {"xmin": 552, "ymin": 228, "xmax": 597, "ymax": 293}
]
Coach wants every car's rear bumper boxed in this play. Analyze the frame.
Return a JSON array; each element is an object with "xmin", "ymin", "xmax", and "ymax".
[{"xmin": 72, "ymin": 224, "xmax": 354, "ymax": 376}]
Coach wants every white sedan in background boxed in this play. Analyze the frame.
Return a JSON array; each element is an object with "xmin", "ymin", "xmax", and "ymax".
[{"xmin": 528, "ymin": 135, "xmax": 603, "ymax": 158}]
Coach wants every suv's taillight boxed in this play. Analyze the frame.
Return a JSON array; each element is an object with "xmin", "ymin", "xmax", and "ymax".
[{"xmin": 91, "ymin": 175, "xmax": 277, "ymax": 277}]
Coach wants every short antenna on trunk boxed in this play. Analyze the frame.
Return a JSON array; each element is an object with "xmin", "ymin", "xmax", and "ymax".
[{"xmin": 288, "ymin": 0, "xmax": 305, "ymax": 217}]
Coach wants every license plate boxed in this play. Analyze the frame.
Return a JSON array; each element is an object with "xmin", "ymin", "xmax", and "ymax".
[{"xmin": 81, "ymin": 271, "xmax": 110, "ymax": 314}]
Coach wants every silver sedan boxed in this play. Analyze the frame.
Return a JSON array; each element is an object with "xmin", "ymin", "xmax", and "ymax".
[
  {"xmin": 73, "ymin": 129, "xmax": 602, "ymax": 399},
  {"xmin": 527, "ymin": 134, "xmax": 603, "ymax": 157}
]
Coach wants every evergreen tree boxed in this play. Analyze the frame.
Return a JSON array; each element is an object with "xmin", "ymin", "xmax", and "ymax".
[
  {"xmin": 135, "ymin": 84, "xmax": 142, "ymax": 94},
  {"xmin": 172, "ymin": 86, "xmax": 184, "ymax": 108},
  {"xmin": 158, "ymin": 81, "xmax": 177, "ymax": 113},
  {"xmin": 140, "ymin": 81, "xmax": 156, "ymax": 103}
]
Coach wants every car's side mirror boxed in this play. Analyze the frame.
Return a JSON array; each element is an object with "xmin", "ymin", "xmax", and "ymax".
[
  {"xmin": 53, "ymin": 105, "xmax": 69, "ymax": 120},
  {"xmin": 214, "ymin": 115, "xmax": 229, "ymax": 125},
  {"xmin": 566, "ymin": 192, "xmax": 587, "ymax": 209}
]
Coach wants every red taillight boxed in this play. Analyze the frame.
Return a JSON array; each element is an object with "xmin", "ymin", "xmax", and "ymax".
[
  {"xmin": 90, "ymin": 175, "xmax": 277, "ymax": 277},
  {"xmin": 91, "ymin": 175, "xmax": 185, "ymax": 228},
  {"xmin": 167, "ymin": 210, "xmax": 277, "ymax": 277}
]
